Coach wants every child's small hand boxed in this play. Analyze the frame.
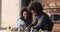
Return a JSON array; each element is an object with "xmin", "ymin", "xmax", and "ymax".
[
  {"xmin": 22, "ymin": 23, "xmax": 27, "ymax": 27},
  {"xmin": 26, "ymin": 27, "xmax": 30, "ymax": 30},
  {"xmin": 26, "ymin": 26, "xmax": 30, "ymax": 29},
  {"xmin": 26, "ymin": 26, "xmax": 29, "ymax": 29}
]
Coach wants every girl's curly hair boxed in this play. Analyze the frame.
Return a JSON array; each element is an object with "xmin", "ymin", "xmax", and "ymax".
[{"xmin": 20, "ymin": 7, "xmax": 32, "ymax": 17}]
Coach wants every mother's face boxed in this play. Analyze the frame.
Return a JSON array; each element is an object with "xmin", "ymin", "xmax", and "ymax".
[{"xmin": 23, "ymin": 11, "xmax": 29, "ymax": 19}]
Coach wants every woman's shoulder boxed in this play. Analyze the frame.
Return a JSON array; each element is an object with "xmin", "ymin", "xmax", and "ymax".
[
  {"xmin": 38, "ymin": 13, "xmax": 49, "ymax": 20},
  {"xmin": 43, "ymin": 13, "xmax": 49, "ymax": 17}
]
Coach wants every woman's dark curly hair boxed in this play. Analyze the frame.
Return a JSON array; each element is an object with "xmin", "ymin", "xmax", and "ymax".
[
  {"xmin": 20, "ymin": 7, "xmax": 32, "ymax": 17},
  {"xmin": 28, "ymin": 1, "xmax": 43, "ymax": 14}
]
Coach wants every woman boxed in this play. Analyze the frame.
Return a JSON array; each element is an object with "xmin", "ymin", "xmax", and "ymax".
[
  {"xmin": 27, "ymin": 1, "xmax": 54, "ymax": 32},
  {"xmin": 17, "ymin": 7, "xmax": 32, "ymax": 30}
]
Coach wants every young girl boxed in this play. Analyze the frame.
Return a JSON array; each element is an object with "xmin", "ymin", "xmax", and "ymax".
[{"xmin": 17, "ymin": 7, "xmax": 32, "ymax": 29}]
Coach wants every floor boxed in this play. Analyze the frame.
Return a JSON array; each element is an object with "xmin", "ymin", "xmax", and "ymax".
[
  {"xmin": 54, "ymin": 24, "xmax": 60, "ymax": 32},
  {"xmin": 0, "ymin": 24, "xmax": 60, "ymax": 32}
]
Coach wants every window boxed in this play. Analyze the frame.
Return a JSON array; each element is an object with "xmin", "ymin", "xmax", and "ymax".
[{"xmin": 1, "ymin": 0, "xmax": 20, "ymax": 30}]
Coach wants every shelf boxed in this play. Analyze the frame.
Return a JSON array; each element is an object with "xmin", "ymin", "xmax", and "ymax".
[{"xmin": 44, "ymin": 7, "xmax": 60, "ymax": 9}]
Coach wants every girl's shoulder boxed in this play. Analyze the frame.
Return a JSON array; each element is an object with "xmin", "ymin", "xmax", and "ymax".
[{"xmin": 17, "ymin": 16, "xmax": 24, "ymax": 22}]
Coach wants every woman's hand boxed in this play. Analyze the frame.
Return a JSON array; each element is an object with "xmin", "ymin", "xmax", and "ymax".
[{"xmin": 33, "ymin": 26, "xmax": 37, "ymax": 29}]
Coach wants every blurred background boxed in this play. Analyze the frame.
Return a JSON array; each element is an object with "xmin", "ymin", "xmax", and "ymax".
[
  {"xmin": 21, "ymin": 0, "xmax": 60, "ymax": 32},
  {"xmin": 1, "ymin": 0, "xmax": 60, "ymax": 32}
]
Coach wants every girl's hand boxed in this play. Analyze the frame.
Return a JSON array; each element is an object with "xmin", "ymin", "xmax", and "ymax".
[
  {"xmin": 26, "ymin": 26, "xmax": 29, "ymax": 29},
  {"xmin": 22, "ymin": 22, "xmax": 27, "ymax": 27}
]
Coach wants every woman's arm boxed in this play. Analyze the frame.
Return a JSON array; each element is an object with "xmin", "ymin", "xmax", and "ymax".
[{"xmin": 33, "ymin": 19, "xmax": 41, "ymax": 28}]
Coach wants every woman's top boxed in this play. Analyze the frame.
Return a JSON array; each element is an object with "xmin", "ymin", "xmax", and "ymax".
[{"xmin": 31, "ymin": 13, "xmax": 54, "ymax": 31}]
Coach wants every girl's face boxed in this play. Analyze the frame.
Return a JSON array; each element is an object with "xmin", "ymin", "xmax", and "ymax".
[{"xmin": 23, "ymin": 11, "xmax": 29, "ymax": 19}]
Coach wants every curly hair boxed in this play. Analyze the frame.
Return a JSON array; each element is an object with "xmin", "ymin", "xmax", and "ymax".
[
  {"xmin": 20, "ymin": 7, "xmax": 32, "ymax": 17},
  {"xmin": 28, "ymin": 1, "xmax": 43, "ymax": 14}
]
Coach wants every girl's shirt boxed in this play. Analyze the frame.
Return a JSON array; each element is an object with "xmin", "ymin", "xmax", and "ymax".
[{"xmin": 17, "ymin": 16, "xmax": 32, "ymax": 28}]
